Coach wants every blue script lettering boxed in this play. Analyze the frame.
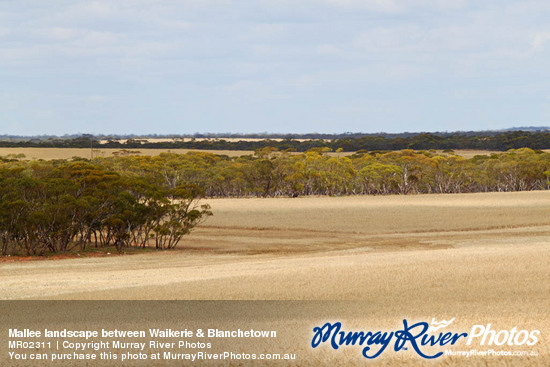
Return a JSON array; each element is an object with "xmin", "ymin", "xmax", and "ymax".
[
  {"xmin": 394, "ymin": 320, "xmax": 441, "ymax": 359},
  {"xmin": 311, "ymin": 322, "xmax": 392, "ymax": 358},
  {"xmin": 311, "ymin": 319, "xmax": 468, "ymax": 360}
]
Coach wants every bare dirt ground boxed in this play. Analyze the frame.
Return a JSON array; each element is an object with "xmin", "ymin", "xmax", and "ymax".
[{"xmin": 0, "ymin": 191, "xmax": 548, "ymax": 365}]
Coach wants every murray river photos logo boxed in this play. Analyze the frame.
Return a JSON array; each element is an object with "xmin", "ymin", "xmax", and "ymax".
[{"xmin": 311, "ymin": 318, "xmax": 540, "ymax": 359}]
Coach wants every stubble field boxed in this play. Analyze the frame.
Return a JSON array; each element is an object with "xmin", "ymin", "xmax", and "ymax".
[
  {"xmin": 1, "ymin": 147, "xmax": 545, "ymax": 160},
  {"xmin": 0, "ymin": 147, "xmax": 253, "ymax": 160},
  {"xmin": 0, "ymin": 191, "xmax": 548, "ymax": 365}
]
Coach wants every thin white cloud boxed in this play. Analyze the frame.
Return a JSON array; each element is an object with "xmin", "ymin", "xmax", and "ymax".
[
  {"xmin": 532, "ymin": 31, "xmax": 550, "ymax": 50},
  {"xmin": 316, "ymin": 44, "xmax": 339, "ymax": 55},
  {"xmin": 324, "ymin": 0, "xmax": 468, "ymax": 12},
  {"xmin": 324, "ymin": 0, "xmax": 401, "ymax": 12}
]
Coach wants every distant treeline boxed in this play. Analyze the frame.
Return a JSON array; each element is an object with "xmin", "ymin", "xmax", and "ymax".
[
  {"xmin": 3, "ymin": 131, "xmax": 550, "ymax": 151},
  {"xmin": 1, "ymin": 126, "xmax": 549, "ymax": 141},
  {"xmin": 2, "ymin": 147, "xmax": 550, "ymax": 255},
  {"xmin": 99, "ymin": 147, "xmax": 550, "ymax": 197}
]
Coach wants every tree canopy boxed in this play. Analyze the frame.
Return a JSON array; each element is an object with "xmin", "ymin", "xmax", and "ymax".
[
  {"xmin": 0, "ymin": 159, "xmax": 211, "ymax": 256},
  {"xmin": 4, "ymin": 130, "xmax": 550, "ymax": 151}
]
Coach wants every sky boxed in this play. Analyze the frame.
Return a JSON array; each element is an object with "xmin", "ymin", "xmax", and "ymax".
[{"xmin": 1, "ymin": 0, "xmax": 550, "ymax": 135}]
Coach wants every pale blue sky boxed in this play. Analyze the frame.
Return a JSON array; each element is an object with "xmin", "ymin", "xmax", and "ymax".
[{"xmin": 1, "ymin": 0, "xmax": 550, "ymax": 135}]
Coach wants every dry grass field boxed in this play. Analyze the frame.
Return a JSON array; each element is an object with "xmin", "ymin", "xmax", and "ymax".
[
  {"xmin": 97, "ymin": 137, "xmax": 316, "ymax": 144},
  {"xmin": 0, "ymin": 191, "xmax": 548, "ymax": 365},
  {"xmin": 1, "ymin": 147, "xmax": 544, "ymax": 160},
  {"xmin": 0, "ymin": 147, "xmax": 253, "ymax": 160}
]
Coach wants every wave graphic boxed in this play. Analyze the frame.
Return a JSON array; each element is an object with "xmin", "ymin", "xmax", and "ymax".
[{"xmin": 427, "ymin": 318, "xmax": 455, "ymax": 333}]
